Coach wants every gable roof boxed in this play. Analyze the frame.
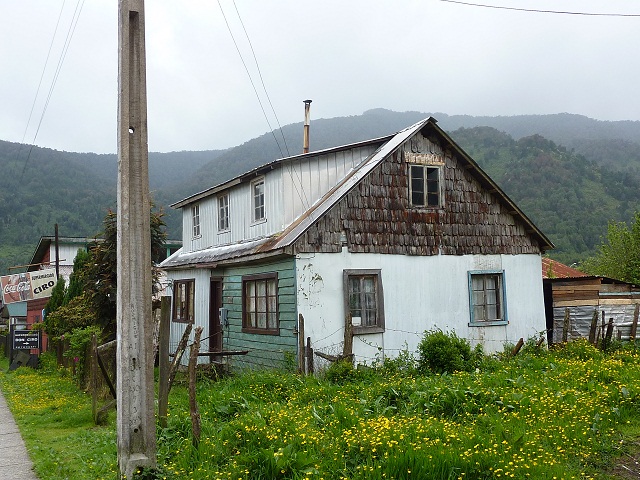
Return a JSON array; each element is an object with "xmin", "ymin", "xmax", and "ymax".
[
  {"xmin": 161, "ymin": 117, "xmax": 553, "ymax": 269},
  {"xmin": 171, "ymin": 135, "xmax": 393, "ymax": 210}
]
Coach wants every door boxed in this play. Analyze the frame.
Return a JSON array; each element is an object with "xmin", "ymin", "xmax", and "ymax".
[{"xmin": 209, "ymin": 279, "xmax": 223, "ymax": 362}]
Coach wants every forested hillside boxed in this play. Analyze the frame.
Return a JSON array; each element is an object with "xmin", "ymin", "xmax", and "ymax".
[
  {"xmin": 0, "ymin": 140, "xmax": 223, "ymax": 274},
  {"xmin": 451, "ymin": 128, "xmax": 640, "ymax": 264},
  {"xmin": 2, "ymin": 109, "xmax": 639, "ymax": 274}
]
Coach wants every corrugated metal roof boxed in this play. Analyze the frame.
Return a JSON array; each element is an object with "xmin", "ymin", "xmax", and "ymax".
[
  {"xmin": 161, "ymin": 117, "xmax": 554, "ymax": 269},
  {"xmin": 171, "ymin": 135, "xmax": 394, "ymax": 209},
  {"xmin": 160, "ymin": 237, "xmax": 274, "ymax": 269},
  {"xmin": 541, "ymin": 257, "xmax": 587, "ymax": 279}
]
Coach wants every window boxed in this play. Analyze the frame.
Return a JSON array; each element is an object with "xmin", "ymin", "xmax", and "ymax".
[
  {"xmin": 173, "ymin": 279, "xmax": 195, "ymax": 323},
  {"xmin": 191, "ymin": 204, "xmax": 201, "ymax": 238},
  {"xmin": 242, "ymin": 273, "xmax": 278, "ymax": 334},
  {"xmin": 468, "ymin": 271, "xmax": 507, "ymax": 325},
  {"xmin": 409, "ymin": 165, "xmax": 441, "ymax": 208},
  {"xmin": 218, "ymin": 194, "xmax": 229, "ymax": 231},
  {"xmin": 252, "ymin": 179, "xmax": 265, "ymax": 222},
  {"xmin": 343, "ymin": 269, "xmax": 385, "ymax": 333}
]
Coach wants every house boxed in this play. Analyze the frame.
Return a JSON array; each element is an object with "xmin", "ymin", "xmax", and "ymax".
[
  {"xmin": 160, "ymin": 117, "xmax": 554, "ymax": 369},
  {"xmin": 542, "ymin": 258, "xmax": 640, "ymax": 343}
]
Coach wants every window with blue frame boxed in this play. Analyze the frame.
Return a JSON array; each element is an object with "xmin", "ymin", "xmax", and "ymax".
[{"xmin": 468, "ymin": 270, "xmax": 507, "ymax": 325}]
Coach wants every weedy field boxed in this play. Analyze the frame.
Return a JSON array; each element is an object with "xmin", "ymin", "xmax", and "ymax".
[{"xmin": 1, "ymin": 338, "xmax": 639, "ymax": 480}]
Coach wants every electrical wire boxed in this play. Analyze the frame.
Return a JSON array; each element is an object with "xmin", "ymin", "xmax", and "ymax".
[
  {"xmin": 232, "ymin": 0, "xmax": 290, "ymax": 158},
  {"xmin": 439, "ymin": 0, "xmax": 640, "ymax": 17},
  {"xmin": 21, "ymin": 0, "xmax": 86, "ymax": 179},
  {"xmin": 222, "ymin": 0, "xmax": 311, "ymax": 212},
  {"xmin": 217, "ymin": 1, "xmax": 285, "ymax": 160},
  {"xmin": 15, "ymin": 1, "xmax": 66, "ymax": 165}
]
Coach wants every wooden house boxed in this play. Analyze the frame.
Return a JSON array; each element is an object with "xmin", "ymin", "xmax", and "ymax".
[
  {"xmin": 160, "ymin": 118, "xmax": 554, "ymax": 369},
  {"xmin": 542, "ymin": 260, "xmax": 640, "ymax": 343}
]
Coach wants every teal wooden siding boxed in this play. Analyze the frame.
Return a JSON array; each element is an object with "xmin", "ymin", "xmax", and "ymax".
[{"xmin": 216, "ymin": 257, "xmax": 297, "ymax": 370}]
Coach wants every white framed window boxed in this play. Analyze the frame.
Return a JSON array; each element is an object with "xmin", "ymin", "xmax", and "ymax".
[
  {"xmin": 468, "ymin": 270, "xmax": 507, "ymax": 326},
  {"xmin": 409, "ymin": 165, "xmax": 442, "ymax": 208},
  {"xmin": 191, "ymin": 204, "xmax": 201, "ymax": 238},
  {"xmin": 218, "ymin": 194, "xmax": 230, "ymax": 232},
  {"xmin": 343, "ymin": 269, "xmax": 385, "ymax": 334},
  {"xmin": 252, "ymin": 178, "xmax": 265, "ymax": 222}
]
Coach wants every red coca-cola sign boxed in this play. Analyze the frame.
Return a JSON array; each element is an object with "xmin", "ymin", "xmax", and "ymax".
[{"xmin": 1, "ymin": 269, "xmax": 57, "ymax": 304}]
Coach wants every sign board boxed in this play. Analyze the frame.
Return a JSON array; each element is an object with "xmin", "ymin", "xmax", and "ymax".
[
  {"xmin": 13, "ymin": 330, "xmax": 41, "ymax": 350},
  {"xmin": 1, "ymin": 269, "xmax": 57, "ymax": 305}
]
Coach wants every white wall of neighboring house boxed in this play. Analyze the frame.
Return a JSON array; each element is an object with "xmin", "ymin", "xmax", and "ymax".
[{"xmin": 296, "ymin": 250, "xmax": 546, "ymax": 361}]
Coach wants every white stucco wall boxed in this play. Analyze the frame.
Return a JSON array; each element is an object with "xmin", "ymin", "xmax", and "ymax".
[{"xmin": 296, "ymin": 250, "xmax": 545, "ymax": 363}]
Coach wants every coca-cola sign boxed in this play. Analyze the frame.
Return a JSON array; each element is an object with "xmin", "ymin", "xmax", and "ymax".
[{"xmin": 1, "ymin": 269, "xmax": 57, "ymax": 305}]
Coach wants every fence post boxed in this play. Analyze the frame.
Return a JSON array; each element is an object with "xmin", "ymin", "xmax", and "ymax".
[
  {"xmin": 91, "ymin": 333, "xmax": 98, "ymax": 424},
  {"xmin": 343, "ymin": 314, "xmax": 354, "ymax": 357},
  {"xmin": 158, "ymin": 296, "xmax": 171, "ymax": 428},
  {"xmin": 630, "ymin": 304, "xmax": 639, "ymax": 342},
  {"xmin": 306, "ymin": 337, "xmax": 314, "ymax": 375},
  {"xmin": 562, "ymin": 308, "xmax": 570, "ymax": 343},
  {"xmin": 298, "ymin": 314, "xmax": 305, "ymax": 374},
  {"xmin": 511, "ymin": 338, "xmax": 524, "ymax": 356},
  {"xmin": 189, "ymin": 326, "xmax": 202, "ymax": 448},
  {"xmin": 588, "ymin": 309, "xmax": 599, "ymax": 345}
]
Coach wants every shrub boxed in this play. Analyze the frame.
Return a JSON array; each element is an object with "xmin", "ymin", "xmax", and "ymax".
[
  {"xmin": 417, "ymin": 329, "xmax": 474, "ymax": 374},
  {"xmin": 324, "ymin": 359, "xmax": 359, "ymax": 384}
]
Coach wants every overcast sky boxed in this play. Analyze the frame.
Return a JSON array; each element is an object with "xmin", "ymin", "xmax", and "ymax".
[{"xmin": 1, "ymin": 0, "xmax": 639, "ymax": 154}]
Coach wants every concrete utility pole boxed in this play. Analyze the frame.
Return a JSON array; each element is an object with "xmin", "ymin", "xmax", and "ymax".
[{"xmin": 116, "ymin": 0, "xmax": 156, "ymax": 477}]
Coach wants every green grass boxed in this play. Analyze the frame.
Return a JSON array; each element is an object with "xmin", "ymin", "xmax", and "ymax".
[{"xmin": 1, "ymin": 340, "xmax": 640, "ymax": 479}]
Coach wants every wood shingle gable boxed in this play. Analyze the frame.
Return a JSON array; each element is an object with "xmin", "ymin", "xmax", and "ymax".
[
  {"xmin": 162, "ymin": 117, "xmax": 552, "ymax": 269},
  {"xmin": 287, "ymin": 120, "xmax": 552, "ymax": 256}
]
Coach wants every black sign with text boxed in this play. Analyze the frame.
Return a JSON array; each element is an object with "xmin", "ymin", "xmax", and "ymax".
[{"xmin": 13, "ymin": 330, "xmax": 41, "ymax": 350}]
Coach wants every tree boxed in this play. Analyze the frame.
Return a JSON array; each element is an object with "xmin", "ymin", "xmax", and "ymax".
[
  {"xmin": 82, "ymin": 207, "xmax": 167, "ymax": 334},
  {"xmin": 582, "ymin": 212, "xmax": 640, "ymax": 284}
]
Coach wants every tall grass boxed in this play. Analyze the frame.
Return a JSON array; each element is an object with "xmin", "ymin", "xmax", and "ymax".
[{"xmin": 1, "ymin": 340, "xmax": 639, "ymax": 479}]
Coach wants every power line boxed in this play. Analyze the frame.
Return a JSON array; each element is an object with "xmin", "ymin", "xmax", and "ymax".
[
  {"xmin": 16, "ymin": 1, "xmax": 67, "ymax": 161},
  {"xmin": 217, "ymin": 0, "xmax": 285, "ymax": 159},
  {"xmin": 21, "ymin": 0, "xmax": 86, "ymax": 179},
  {"xmin": 439, "ymin": 0, "xmax": 640, "ymax": 17},
  {"xmin": 219, "ymin": 0, "xmax": 311, "ymax": 212},
  {"xmin": 232, "ymin": 1, "xmax": 311, "ymax": 212},
  {"xmin": 232, "ymin": 1, "xmax": 290, "ymax": 157}
]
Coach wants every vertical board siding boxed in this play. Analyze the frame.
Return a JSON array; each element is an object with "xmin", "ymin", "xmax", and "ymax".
[
  {"xmin": 283, "ymin": 145, "xmax": 381, "ymax": 226},
  {"xmin": 294, "ymin": 132, "xmax": 541, "ymax": 256}
]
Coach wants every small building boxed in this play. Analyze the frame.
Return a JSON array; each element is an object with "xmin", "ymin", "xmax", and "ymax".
[
  {"xmin": 542, "ymin": 259, "xmax": 640, "ymax": 343},
  {"xmin": 161, "ymin": 117, "xmax": 554, "ymax": 369}
]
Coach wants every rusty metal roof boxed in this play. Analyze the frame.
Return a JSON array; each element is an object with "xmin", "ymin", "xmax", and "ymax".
[{"xmin": 161, "ymin": 117, "xmax": 554, "ymax": 270}]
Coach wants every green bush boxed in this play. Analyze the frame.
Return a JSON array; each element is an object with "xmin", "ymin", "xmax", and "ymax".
[
  {"xmin": 417, "ymin": 329, "xmax": 475, "ymax": 374},
  {"xmin": 324, "ymin": 359, "xmax": 359, "ymax": 384}
]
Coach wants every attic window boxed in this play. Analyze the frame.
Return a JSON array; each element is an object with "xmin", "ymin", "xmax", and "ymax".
[
  {"xmin": 409, "ymin": 165, "xmax": 442, "ymax": 208},
  {"xmin": 252, "ymin": 178, "xmax": 265, "ymax": 222},
  {"xmin": 218, "ymin": 194, "xmax": 229, "ymax": 232},
  {"xmin": 191, "ymin": 204, "xmax": 201, "ymax": 238}
]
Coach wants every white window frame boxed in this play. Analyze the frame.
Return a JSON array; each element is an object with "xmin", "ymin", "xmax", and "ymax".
[
  {"xmin": 218, "ymin": 194, "xmax": 230, "ymax": 232},
  {"xmin": 191, "ymin": 204, "xmax": 201, "ymax": 238},
  {"xmin": 251, "ymin": 178, "xmax": 266, "ymax": 223},
  {"xmin": 409, "ymin": 164, "xmax": 443, "ymax": 208},
  {"xmin": 468, "ymin": 270, "xmax": 508, "ymax": 326}
]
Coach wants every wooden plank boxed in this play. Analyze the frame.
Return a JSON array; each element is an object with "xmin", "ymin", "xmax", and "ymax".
[
  {"xmin": 553, "ymin": 300, "xmax": 598, "ymax": 307},
  {"xmin": 599, "ymin": 298, "xmax": 637, "ymax": 306},
  {"xmin": 553, "ymin": 285, "xmax": 602, "ymax": 292}
]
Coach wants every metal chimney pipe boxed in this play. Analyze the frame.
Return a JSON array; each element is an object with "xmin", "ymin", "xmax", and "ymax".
[{"xmin": 303, "ymin": 99, "xmax": 312, "ymax": 153}]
